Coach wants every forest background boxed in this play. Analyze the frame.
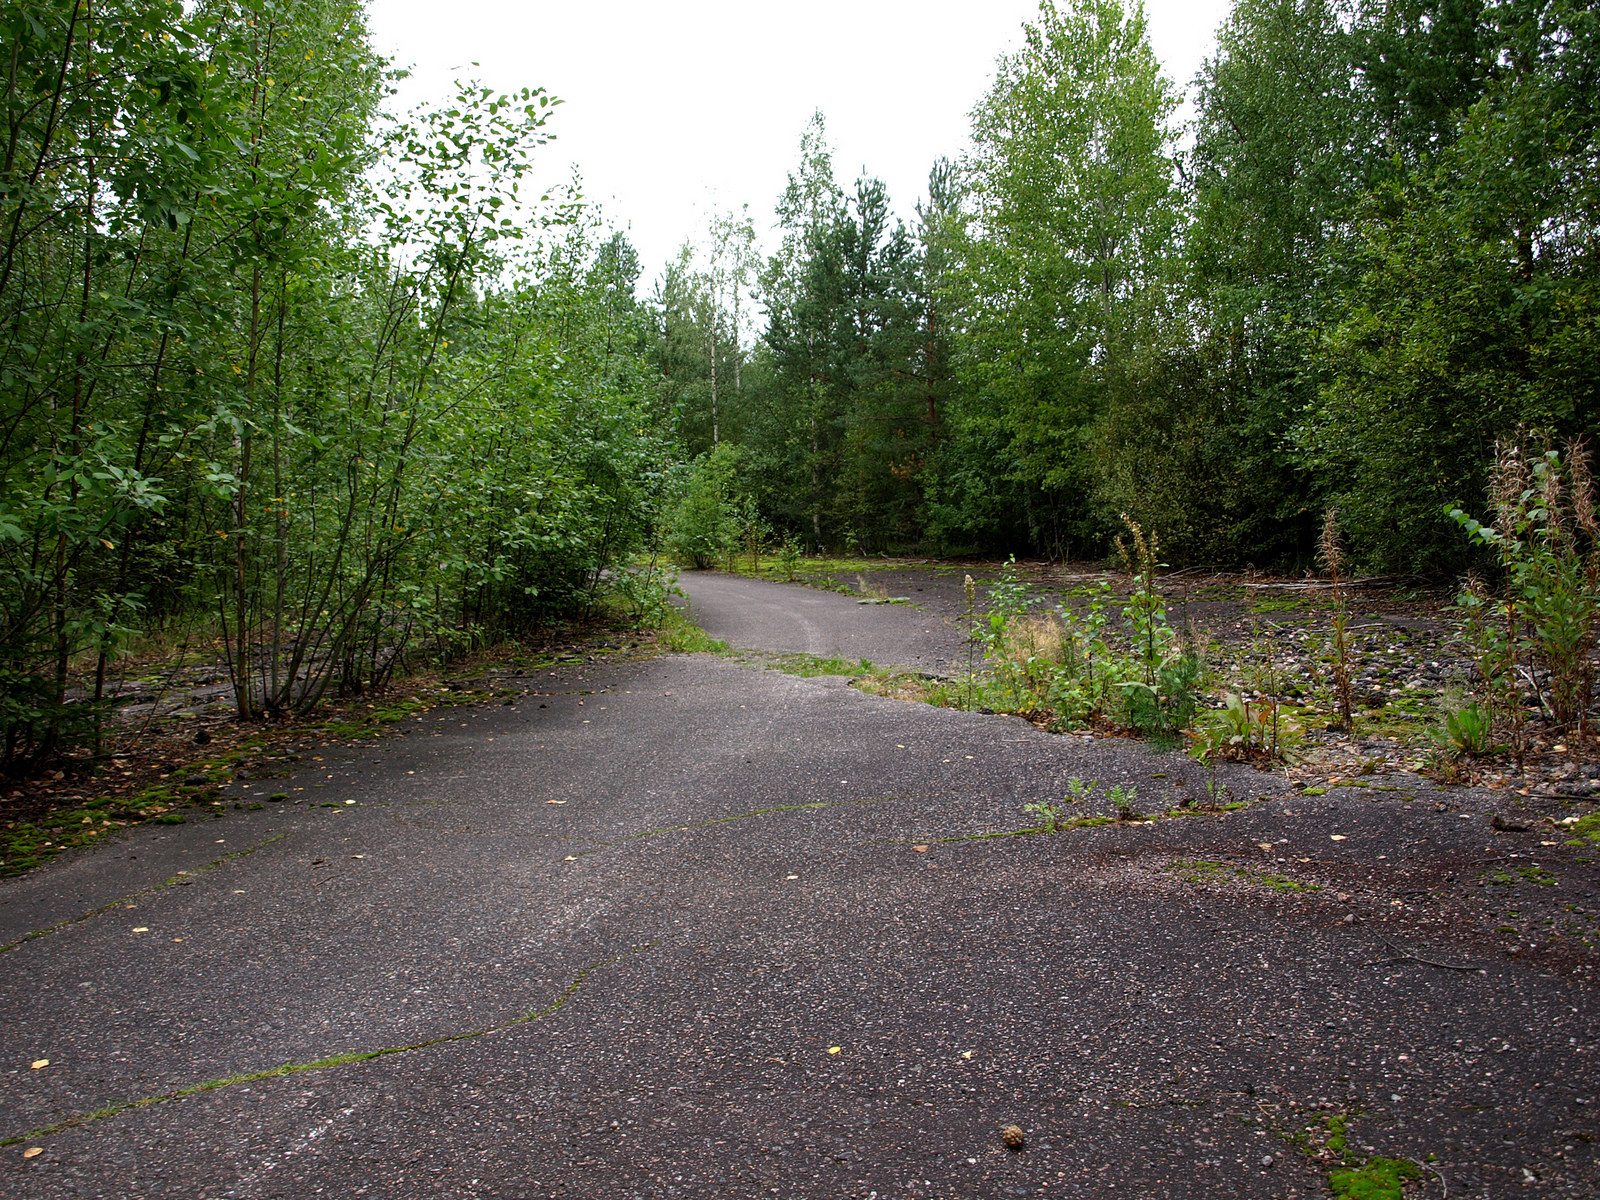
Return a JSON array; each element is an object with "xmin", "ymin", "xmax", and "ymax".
[{"xmin": 2, "ymin": 0, "xmax": 1596, "ymax": 770}]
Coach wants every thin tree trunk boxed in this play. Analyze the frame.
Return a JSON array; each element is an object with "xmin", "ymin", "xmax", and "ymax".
[{"xmin": 233, "ymin": 260, "xmax": 261, "ymax": 719}]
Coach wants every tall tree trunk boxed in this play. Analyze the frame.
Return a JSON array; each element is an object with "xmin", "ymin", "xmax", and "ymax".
[{"xmin": 709, "ymin": 315, "xmax": 718, "ymax": 446}]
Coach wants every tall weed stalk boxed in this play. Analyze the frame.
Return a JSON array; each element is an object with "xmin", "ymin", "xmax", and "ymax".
[
  {"xmin": 1451, "ymin": 438, "xmax": 1599, "ymax": 751},
  {"xmin": 1318, "ymin": 508, "xmax": 1355, "ymax": 733}
]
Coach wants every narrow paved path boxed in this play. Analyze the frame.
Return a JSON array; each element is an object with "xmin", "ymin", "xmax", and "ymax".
[
  {"xmin": 1, "ymin": 575, "xmax": 1595, "ymax": 1197},
  {"xmin": 675, "ymin": 571, "xmax": 964, "ymax": 673}
]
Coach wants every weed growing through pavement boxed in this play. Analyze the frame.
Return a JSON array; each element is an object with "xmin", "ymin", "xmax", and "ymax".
[
  {"xmin": 1115, "ymin": 518, "xmax": 1203, "ymax": 743},
  {"xmin": 1481, "ymin": 864, "xmax": 1560, "ymax": 887},
  {"xmin": 1107, "ymin": 783, "xmax": 1139, "ymax": 820},
  {"xmin": 1450, "ymin": 436, "xmax": 1598, "ymax": 757},
  {"xmin": 1566, "ymin": 813, "xmax": 1600, "ymax": 845},
  {"xmin": 659, "ymin": 609, "xmax": 730, "ymax": 655},
  {"xmin": 1166, "ymin": 859, "xmax": 1321, "ymax": 893},
  {"xmin": 1426, "ymin": 692, "xmax": 1492, "ymax": 760},
  {"xmin": 779, "ymin": 535, "xmax": 802, "ymax": 582},
  {"xmin": 929, "ymin": 526, "xmax": 1204, "ymax": 743},
  {"xmin": 964, "ymin": 573, "xmax": 978, "ymax": 711},
  {"xmin": 1328, "ymin": 1157, "xmax": 1422, "ymax": 1200},
  {"xmin": 1021, "ymin": 801, "xmax": 1067, "ymax": 832},
  {"xmin": 1318, "ymin": 508, "xmax": 1356, "ymax": 733}
]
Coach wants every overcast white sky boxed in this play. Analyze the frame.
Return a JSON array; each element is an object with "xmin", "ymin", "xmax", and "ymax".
[{"xmin": 366, "ymin": 0, "xmax": 1234, "ymax": 280}]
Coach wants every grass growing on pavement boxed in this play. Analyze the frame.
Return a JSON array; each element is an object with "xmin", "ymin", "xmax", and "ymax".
[
  {"xmin": 659, "ymin": 607, "xmax": 729, "ymax": 654},
  {"xmin": 764, "ymin": 653, "xmax": 869, "ymax": 677}
]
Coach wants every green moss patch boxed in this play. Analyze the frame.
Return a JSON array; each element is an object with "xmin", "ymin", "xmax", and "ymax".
[{"xmin": 1329, "ymin": 1157, "xmax": 1422, "ymax": 1200}]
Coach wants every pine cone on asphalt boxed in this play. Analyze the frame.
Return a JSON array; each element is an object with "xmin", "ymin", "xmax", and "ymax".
[{"xmin": 1001, "ymin": 1124, "xmax": 1026, "ymax": 1150}]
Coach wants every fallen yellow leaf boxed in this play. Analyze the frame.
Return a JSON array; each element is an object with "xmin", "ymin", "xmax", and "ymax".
[
  {"xmin": 1257, "ymin": 843, "xmax": 1273, "ymax": 852},
  {"xmin": 827, "ymin": 1046, "xmax": 841, "ymax": 1055},
  {"xmin": 913, "ymin": 845, "xmax": 930, "ymax": 853},
  {"xmin": 30, "ymin": 1059, "xmax": 48, "ymax": 1069},
  {"xmin": 132, "ymin": 926, "xmax": 149, "ymax": 933},
  {"xmin": 23, "ymin": 1147, "xmax": 43, "ymax": 1159},
  {"xmin": 1329, "ymin": 834, "xmax": 1347, "ymax": 841},
  {"xmin": 961, "ymin": 1050, "xmax": 974, "ymax": 1059}
]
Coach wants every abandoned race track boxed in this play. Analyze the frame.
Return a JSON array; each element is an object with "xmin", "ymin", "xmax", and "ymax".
[{"xmin": 2, "ymin": 572, "xmax": 1596, "ymax": 1198}]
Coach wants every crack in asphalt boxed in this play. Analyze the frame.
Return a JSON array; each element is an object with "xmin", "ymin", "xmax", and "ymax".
[
  {"xmin": 1, "ymin": 943, "xmax": 655, "ymax": 1148},
  {"xmin": 870, "ymin": 797, "xmax": 1270, "ymax": 847},
  {"xmin": 0, "ymin": 834, "xmax": 287, "ymax": 957}
]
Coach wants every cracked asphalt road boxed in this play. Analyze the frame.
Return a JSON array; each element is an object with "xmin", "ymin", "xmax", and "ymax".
[{"xmin": 2, "ymin": 573, "xmax": 1597, "ymax": 1198}]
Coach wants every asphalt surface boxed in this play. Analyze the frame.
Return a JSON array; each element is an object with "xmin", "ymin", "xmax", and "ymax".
[
  {"xmin": 676, "ymin": 571, "xmax": 964, "ymax": 674},
  {"xmin": 2, "ymin": 573, "xmax": 1596, "ymax": 1198}
]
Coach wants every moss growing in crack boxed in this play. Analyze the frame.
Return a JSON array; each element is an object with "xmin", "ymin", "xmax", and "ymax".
[
  {"xmin": 1328, "ymin": 1157, "xmax": 1422, "ymax": 1200},
  {"xmin": 1326, "ymin": 1113, "xmax": 1349, "ymax": 1156},
  {"xmin": 0, "ymin": 943, "xmax": 652, "ymax": 1148},
  {"xmin": 1168, "ymin": 858, "xmax": 1320, "ymax": 893},
  {"xmin": 0, "ymin": 834, "xmax": 285, "ymax": 955}
]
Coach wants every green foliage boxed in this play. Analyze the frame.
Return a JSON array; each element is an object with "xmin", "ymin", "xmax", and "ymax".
[
  {"xmin": 1106, "ymin": 783, "xmax": 1138, "ymax": 818},
  {"xmin": 1317, "ymin": 507, "xmax": 1359, "ymax": 730},
  {"xmin": 778, "ymin": 535, "xmax": 803, "ymax": 582},
  {"xmin": 666, "ymin": 444, "xmax": 742, "ymax": 569},
  {"xmin": 610, "ymin": 563, "xmax": 680, "ymax": 630},
  {"xmin": 0, "ymin": 1, "xmax": 669, "ymax": 768},
  {"xmin": 936, "ymin": 525, "xmax": 1203, "ymax": 740},
  {"xmin": 1297, "ymin": 0, "xmax": 1600, "ymax": 568},
  {"xmin": 946, "ymin": 0, "xmax": 1181, "ymax": 556},
  {"xmin": 1450, "ymin": 439, "xmax": 1599, "ymax": 730},
  {"xmin": 1429, "ymin": 699, "xmax": 1493, "ymax": 757},
  {"xmin": 667, "ymin": 0, "xmax": 1600, "ymax": 575},
  {"xmin": 750, "ymin": 115, "xmax": 937, "ymax": 552},
  {"xmin": 1021, "ymin": 801, "xmax": 1067, "ymax": 832},
  {"xmin": 659, "ymin": 609, "xmax": 728, "ymax": 655}
]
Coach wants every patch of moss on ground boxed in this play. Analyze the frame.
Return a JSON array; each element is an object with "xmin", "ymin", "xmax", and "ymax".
[
  {"xmin": 1482, "ymin": 864, "xmax": 1560, "ymax": 887},
  {"xmin": 1329, "ymin": 1157, "xmax": 1422, "ymax": 1200},
  {"xmin": 1168, "ymin": 858, "xmax": 1321, "ymax": 893},
  {"xmin": 1566, "ymin": 813, "xmax": 1600, "ymax": 846}
]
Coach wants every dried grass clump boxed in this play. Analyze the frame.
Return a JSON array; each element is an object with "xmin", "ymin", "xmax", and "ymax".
[{"xmin": 999, "ymin": 613, "xmax": 1064, "ymax": 666}]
